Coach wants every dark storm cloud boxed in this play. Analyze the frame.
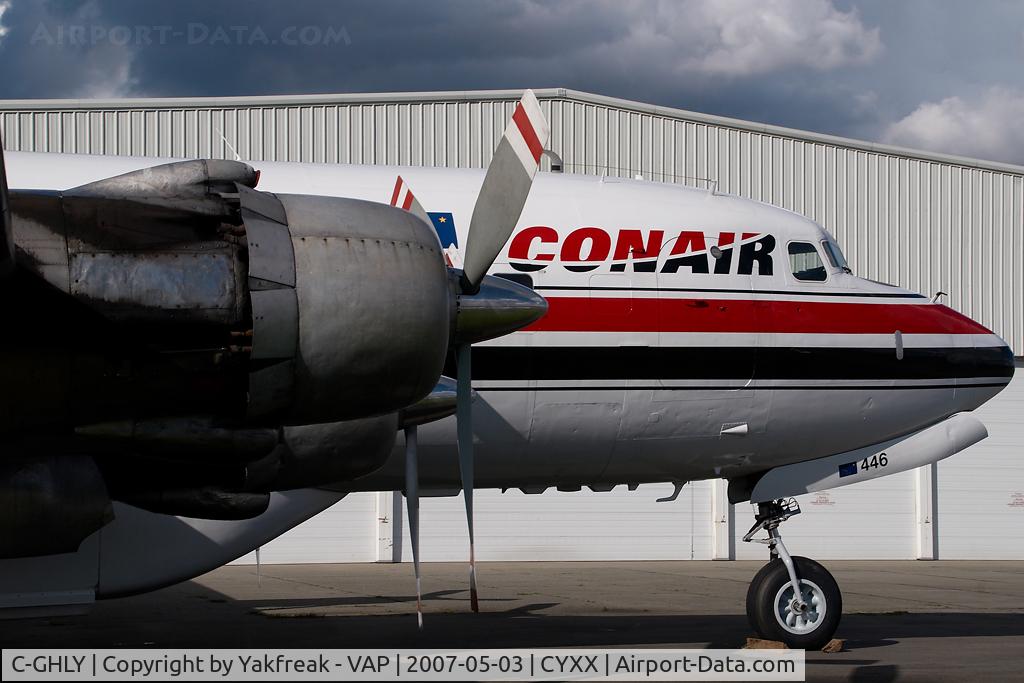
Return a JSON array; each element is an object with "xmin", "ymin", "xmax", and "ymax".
[
  {"xmin": 0, "ymin": 1, "xmax": 883, "ymax": 122},
  {"xmin": 0, "ymin": 1, "xmax": 628, "ymax": 96},
  {"xmin": 2, "ymin": 1, "xmax": 1024, "ymax": 163}
]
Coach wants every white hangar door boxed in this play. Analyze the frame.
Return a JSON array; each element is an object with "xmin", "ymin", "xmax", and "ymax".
[
  {"xmin": 732, "ymin": 471, "xmax": 918, "ymax": 561},
  {"xmin": 233, "ymin": 483, "xmax": 717, "ymax": 565},
  {"xmin": 396, "ymin": 483, "xmax": 715, "ymax": 562},
  {"xmin": 937, "ymin": 364, "xmax": 1024, "ymax": 559},
  {"xmin": 233, "ymin": 492, "xmax": 380, "ymax": 565}
]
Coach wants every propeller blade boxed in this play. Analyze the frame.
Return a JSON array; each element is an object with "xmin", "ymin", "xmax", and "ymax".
[
  {"xmin": 460, "ymin": 90, "xmax": 550, "ymax": 291},
  {"xmin": 403, "ymin": 425, "xmax": 423, "ymax": 629},
  {"xmin": 455, "ymin": 344, "xmax": 479, "ymax": 612},
  {"xmin": 390, "ymin": 175, "xmax": 462, "ymax": 267},
  {"xmin": 389, "ymin": 175, "xmax": 431, "ymax": 226},
  {"xmin": 390, "ymin": 95, "xmax": 551, "ymax": 616}
]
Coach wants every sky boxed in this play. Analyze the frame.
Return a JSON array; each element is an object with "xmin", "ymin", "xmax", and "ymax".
[{"xmin": 2, "ymin": 1, "xmax": 1024, "ymax": 164}]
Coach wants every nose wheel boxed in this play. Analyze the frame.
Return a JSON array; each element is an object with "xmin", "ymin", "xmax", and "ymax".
[{"xmin": 743, "ymin": 499, "xmax": 842, "ymax": 650}]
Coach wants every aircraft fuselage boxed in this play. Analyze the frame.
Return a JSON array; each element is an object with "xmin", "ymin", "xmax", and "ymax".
[{"xmin": 6, "ymin": 152, "xmax": 1014, "ymax": 493}]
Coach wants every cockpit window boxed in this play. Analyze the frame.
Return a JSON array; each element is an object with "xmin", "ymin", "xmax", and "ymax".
[
  {"xmin": 821, "ymin": 240, "xmax": 851, "ymax": 273},
  {"xmin": 788, "ymin": 242, "xmax": 827, "ymax": 281}
]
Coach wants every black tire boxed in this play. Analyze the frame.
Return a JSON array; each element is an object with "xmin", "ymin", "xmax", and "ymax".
[
  {"xmin": 745, "ymin": 556, "xmax": 842, "ymax": 650},
  {"xmin": 745, "ymin": 560, "xmax": 779, "ymax": 638}
]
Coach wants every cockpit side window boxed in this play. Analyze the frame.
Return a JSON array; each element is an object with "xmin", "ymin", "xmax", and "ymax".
[
  {"xmin": 821, "ymin": 240, "xmax": 851, "ymax": 273},
  {"xmin": 788, "ymin": 242, "xmax": 827, "ymax": 282}
]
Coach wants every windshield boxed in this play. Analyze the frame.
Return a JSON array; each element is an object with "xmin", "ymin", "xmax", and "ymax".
[{"xmin": 822, "ymin": 240, "xmax": 852, "ymax": 274}]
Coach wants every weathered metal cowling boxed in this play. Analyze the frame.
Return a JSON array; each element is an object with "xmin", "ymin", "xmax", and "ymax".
[
  {"xmin": 70, "ymin": 413, "xmax": 398, "ymax": 521},
  {"xmin": 245, "ymin": 192, "xmax": 451, "ymax": 425},
  {"xmin": 3, "ymin": 160, "xmax": 453, "ymax": 434},
  {"xmin": 0, "ymin": 155, "xmax": 548, "ymax": 555},
  {"xmin": 3, "ymin": 159, "xmax": 259, "ymax": 434},
  {"xmin": 258, "ymin": 414, "xmax": 399, "ymax": 491},
  {"xmin": 49, "ymin": 158, "xmax": 256, "ymax": 327}
]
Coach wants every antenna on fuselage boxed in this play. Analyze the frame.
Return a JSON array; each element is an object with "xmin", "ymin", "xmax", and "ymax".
[{"xmin": 213, "ymin": 126, "xmax": 242, "ymax": 162}]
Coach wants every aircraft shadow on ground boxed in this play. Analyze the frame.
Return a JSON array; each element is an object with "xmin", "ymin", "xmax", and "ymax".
[
  {"xmin": 243, "ymin": 588, "xmax": 485, "ymax": 611},
  {"xmin": 2, "ymin": 579, "xmax": 1022, "ymax": 653}
]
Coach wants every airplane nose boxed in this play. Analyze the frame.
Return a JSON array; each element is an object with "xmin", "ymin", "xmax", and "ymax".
[
  {"xmin": 1000, "ymin": 345, "xmax": 1016, "ymax": 378},
  {"xmin": 983, "ymin": 344, "xmax": 1015, "ymax": 382},
  {"xmin": 928, "ymin": 303, "xmax": 1015, "ymax": 389},
  {"xmin": 972, "ymin": 342, "xmax": 1015, "ymax": 381},
  {"xmin": 950, "ymin": 337, "xmax": 1015, "ymax": 413}
]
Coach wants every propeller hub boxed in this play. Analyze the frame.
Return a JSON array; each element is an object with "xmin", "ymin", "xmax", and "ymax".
[{"xmin": 451, "ymin": 272, "xmax": 548, "ymax": 345}]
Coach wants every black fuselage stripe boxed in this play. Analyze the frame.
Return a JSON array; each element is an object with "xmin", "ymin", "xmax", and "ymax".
[
  {"xmin": 449, "ymin": 346, "xmax": 1014, "ymax": 381},
  {"xmin": 479, "ymin": 383, "xmax": 1009, "ymax": 391}
]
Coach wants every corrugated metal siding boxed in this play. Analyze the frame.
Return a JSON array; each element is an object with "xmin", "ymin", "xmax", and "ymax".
[
  {"xmin": 3, "ymin": 92, "xmax": 1021, "ymax": 353},
  {"xmin": 1, "ymin": 102, "xmax": 522, "ymax": 165},
  {"xmin": 936, "ymin": 363, "xmax": 1024, "ymax": 559}
]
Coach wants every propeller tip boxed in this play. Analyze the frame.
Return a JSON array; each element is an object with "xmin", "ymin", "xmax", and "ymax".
[{"xmin": 469, "ymin": 558, "xmax": 480, "ymax": 612}]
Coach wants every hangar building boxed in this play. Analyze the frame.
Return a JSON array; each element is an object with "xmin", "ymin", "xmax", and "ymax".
[{"xmin": 2, "ymin": 88, "xmax": 1021, "ymax": 562}]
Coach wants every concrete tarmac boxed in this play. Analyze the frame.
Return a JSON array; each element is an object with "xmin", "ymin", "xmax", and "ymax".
[{"xmin": 2, "ymin": 561, "xmax": 1022, "ymax": 682}]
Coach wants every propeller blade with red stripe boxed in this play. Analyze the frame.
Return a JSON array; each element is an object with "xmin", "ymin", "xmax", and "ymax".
[
  {"xmin": 460, "ymin": 89, "xmax": 550, "ymax": 292},
  {"xmin": 389, "ymin": 175, "xmax": 431, "ymax": 226},
  {"xmin": 389, "ymin": 91, "xmax": 550, "ymax": 619}
]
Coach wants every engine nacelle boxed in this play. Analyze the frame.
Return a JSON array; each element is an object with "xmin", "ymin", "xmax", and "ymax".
[
  {"xmin": 0, "ymin": 157, "xmax": 544, "ymax": 561},
  {"xmin": 245, "ymin": 190, "xmax": 450, "ymax": 424},
  {"xmin": 259, "ymin": 414, "xmax": 399, "ymax": 491},
  {"xmin": 5, "ymin": 160, "xmax": 451, "ymax": 432},
  {"xmin": 54, "ymin": 413, "xmax": 398, "ymax": 527}
]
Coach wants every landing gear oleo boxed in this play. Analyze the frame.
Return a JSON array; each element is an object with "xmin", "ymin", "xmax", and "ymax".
[{"xmin": 743, "ymin": 499, "xmax": 842, "ymax": 650}]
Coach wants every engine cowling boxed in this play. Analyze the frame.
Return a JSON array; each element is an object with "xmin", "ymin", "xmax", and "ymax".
[
  {"xmin": 245, "ymin": 189, "xmax": 450, "ymax": 424},
  {"xmin": 1, "ymin": 158, "xmax": 545, "ymax": 555},
  {"xmin": 5, "ymin": 160, "xmax": 451, "ymax": 432},
  {"xmin": 70, "ymin": 413, "xmax": 398, "ymax": 522}
]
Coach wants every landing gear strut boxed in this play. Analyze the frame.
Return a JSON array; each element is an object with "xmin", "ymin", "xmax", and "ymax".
[{"xmin": 742, "ymin": 499, "xmax": 842, "ymax": 650}]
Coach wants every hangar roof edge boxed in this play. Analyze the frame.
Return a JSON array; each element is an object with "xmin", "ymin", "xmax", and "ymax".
[{"xmin": 2, "ymin": 87, "xmax": 1023, "ymax": 176}]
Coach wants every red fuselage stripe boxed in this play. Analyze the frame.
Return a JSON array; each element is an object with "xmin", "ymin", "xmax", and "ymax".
[{"xmin": 525, "ymin": 297, "xmax": 993, "ymax": 335}]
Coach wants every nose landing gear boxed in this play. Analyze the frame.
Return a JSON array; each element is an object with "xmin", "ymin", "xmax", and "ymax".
[{"xmin": 743, "ymin": 499, "xmax": 842, "ymax": 650}]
